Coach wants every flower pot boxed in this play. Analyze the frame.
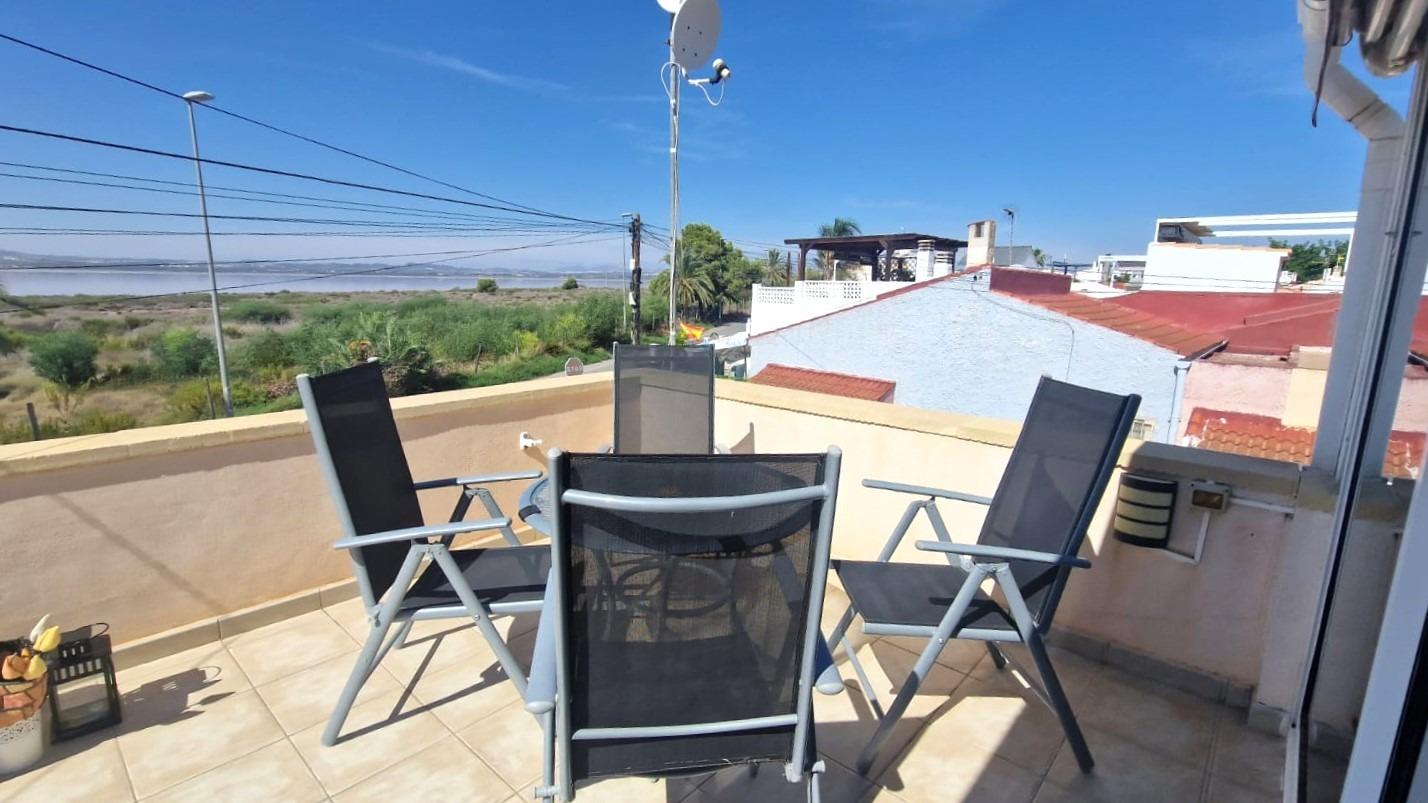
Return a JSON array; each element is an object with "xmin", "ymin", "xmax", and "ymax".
[{"xmin": 0, "ymin": 674, "xmax": 47, "ymax": 775}]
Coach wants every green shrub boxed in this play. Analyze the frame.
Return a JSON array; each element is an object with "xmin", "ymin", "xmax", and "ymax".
[
  {"xmin": 463, "ymin": 354, "xmax": 568, "ymax": 388},
  {"xmin": 236, "ymin": 330, "xmax": 294, "ymax": 371},
  {"xmin": 122, "ymin": 315, "xmax": 152, "ymax": 330},
  {"xmin": 28, "ymin": 331, "xmax": 99, "ymax": 389},
  {"xmin": 394, "ymin": 294, "xmax": 449, "ymax": 315},
  {"xmin": 514, "ymin": 331, "xmax": 544, "ymax": 360},
  {"xmin": 167, "ymin": 377, "xmax": 264, "ymax": 421},
  {"xmin": 476, "ymin": 278, "xmax": 499, "ymax": 293},
  {"xmin": 0, "ymin": 410, "xmax": 137, "ymax": 444},
  {"xmin": 151, "ymin": 328, "xmax": 217, "ymax": 378},
  {"xmin": 101, "ymin": 361, "xmax": 158, "ymax": 386},
  {"xmin": 227, "ymin": 299, "xmax": 292, "ymax": 324},
  {"xmin": 79, "ymin": 318, "xmax": 121, "ymax": 338},
  {"xmin": 561, "ymin": 277, "xmax": 579, "ymax": 290},
  {"xmin": 0, "ymin": 324, "xmax": 22, "ymax": 355},
  {"xmin": 575, "ymin": 293, "xmax": 625, "ymax": 347},
  {"xmin": 435, "ymin": 319, "xmax": 515, "ymax": 363},
  {"xmin": 539, "ymin": 312, "xmax": 590, "ymax": 353}
]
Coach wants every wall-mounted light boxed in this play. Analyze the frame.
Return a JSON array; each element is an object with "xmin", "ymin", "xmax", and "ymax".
[{"xmin": 1113, "ymin": 474, "xmax": 1178, "ymax": 549}]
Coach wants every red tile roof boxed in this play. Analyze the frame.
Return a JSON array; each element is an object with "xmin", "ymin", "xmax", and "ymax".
[
  {"xmin": 750, "ymin": 364, "xmax": 896, "ymax": 402},
  {"xmin": 1185, "ymin": 407, "xmax": 1426, "ymax": 478},
  {"xmin": 997, "ymin": 290, "xmax": 1228, "ymax": 358}
]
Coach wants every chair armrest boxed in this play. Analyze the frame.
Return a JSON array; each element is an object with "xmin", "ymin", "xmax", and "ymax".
[
  {"xmin": 863, "ymin": 479, "xmax": 993, "ymax": 506},
  {"xmin": 813, "ymin": 634, "xmax": 844, "ymax": 695},
  {"xmin": 333, "ymin": 518, "xmax": 511, "ymax": 550},
  {"xmin": 525, "ymin": 576, "xmax": 558, "ymax": 714},
  {"xmin": 413, "ymin": 470, "xmax": 543, "ymax": 491},
  {"xmin": 914, "ymin": 540, "xmax": 1091, "ymax": 569}
]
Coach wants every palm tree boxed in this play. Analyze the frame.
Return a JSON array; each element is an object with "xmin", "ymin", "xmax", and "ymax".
[
  {"xmin": 764, "ymin": 249, "xmax": 791, "ymax": 286},
  {"xmin": 817, "ymin": 218, "xmax": 861, "ymax": 280},
  {"xmin": 1032, "ymin": 247, "xmax": 1047, "ymax": 268},
  {"xmin": 651, "ymin": 252, "xmax": 715, "ymax": 325}
]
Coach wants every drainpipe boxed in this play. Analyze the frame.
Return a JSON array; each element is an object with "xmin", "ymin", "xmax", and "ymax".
[
  {"xmin": 1301, "ymin": 0, "xmax": 1408, "ymax": 477},
  {"xmin": 1168, "ymin": 361, "xmax": 1191, "ymax": 444}
]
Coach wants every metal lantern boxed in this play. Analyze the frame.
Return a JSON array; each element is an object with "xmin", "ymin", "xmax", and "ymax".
[
  {"xmin": 1113, "ymin": 474, "xmax": 1178, "ymax": 548},
  {"xmin": 47, "ymin": 624, "xmax": 121, "ymax": 741}
]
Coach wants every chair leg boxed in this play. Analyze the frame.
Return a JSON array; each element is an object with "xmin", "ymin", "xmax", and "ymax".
[
  {"xmin": 429, "ymin": 546, "xmax": 530, "ymax": 696},
  {"xmin": 807, "ymin": 760, "xmax": 823, "ymax": 803},
  {"xmin": 985, "ymin": 642, "xmax": 1008, "ymax": 671},
  {"xmin": 1025, "ymin": 629, "xmax": 1094, "ymax": 773},
  {"xmin": 323, "ymin": 615, "xmax": 394, "ymax": 746},
  {"xmin": 854, "ymin": 648, "xmax": 931, "ymax": 775}
]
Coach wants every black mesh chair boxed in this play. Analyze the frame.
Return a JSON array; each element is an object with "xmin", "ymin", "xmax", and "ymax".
[
  {"xmin": 298, "ymin": 361, "xmax": 549, "ymax": 746},
  {"xmin": 826, "ymin": 377, "xmax": 1139, "ymax": 775},
  {"xmin": 525, "ymin": 449, "xmax": 846, "ymax": 802},
  {"xmin": 612, "ymin": 344, "xmax": 716, "ymax": 454}
]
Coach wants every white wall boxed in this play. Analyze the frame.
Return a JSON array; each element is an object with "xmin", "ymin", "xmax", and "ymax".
[
  {"xmin": 749, "ymin": 276, "xmax": 1184, "ymax": 440},
  {"xmin": 1142, "ymin": 242, "xmax": 1289, "ymax": 292},
  {"xmin": 748, "ymin": 280, "xmax": 911, "ymax": 336}
]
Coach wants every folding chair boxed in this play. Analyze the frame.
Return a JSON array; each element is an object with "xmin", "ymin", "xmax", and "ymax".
[
  {"xmin": 612, "ymin": 343, "xmax": 716, "ymax": 454},
  {"xmin": 298, "ymin": 361, "xmax": 549, "ymax": 746},
  {"xmin": 526, "ymin": 449, "xmax": 847, "ymax": 801},
  {"xmin": 826, "ymin": 377, "xmax": 1140, "ymax": 775}
]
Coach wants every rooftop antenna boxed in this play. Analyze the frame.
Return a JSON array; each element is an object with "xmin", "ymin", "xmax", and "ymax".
[
  {"xmin": 661, "ymin": 0, "xmax": 729, "ymax": 343},
  {"xmin": 1002, "ymin": 206, "xmax": 1016, "ymax": 266}
]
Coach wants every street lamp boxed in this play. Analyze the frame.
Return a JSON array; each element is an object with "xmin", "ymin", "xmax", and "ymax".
[
  {"xmin": 182, "ymin": 90, "xmax": 234, "ymax": 417},
  {"xmin": 1002, "ymin": 207, "xmax": 1016, "ymax": 267}
]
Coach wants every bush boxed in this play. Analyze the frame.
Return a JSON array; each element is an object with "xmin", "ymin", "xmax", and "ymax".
[
  {"xmin": 540, "ymin": 312, "xmax": 590, "ymax": 353},
  {"xmin": 0, "ymin": 324, "xmax": 22, "ymax": 355},
  {"xmin": 122, "ymin": 315, "xmax": 152, "ymax": 330},
  {"xmin": 79, "ymin": 318, "xmax": 121, "ymax": 338},
  {"xmin": 513, "ymin": 331, "xmax": 545, "ymax": 360},
  {"xmin": 28, "ymin": 331, "xmax": 99, "ymax": 389},
  {"xmin": 476, "ymin": 278, "xmax": 499, "ymax": 293},
  {"xmin": 561, "ymin": 277, "xmax": 579, "ymax": 290},
  {"xmin": 575, "ymin": 293, "xmax": 625, "ymax": 347},
  {"xmin": 227, "ymin": 299, "xmax": 292, "ymax": 324},
  {"xmin": 150, "ymin": 328, "xmax": 217, "ymax": 379},
  {"xmin": 0, "ymin": 410, "xmax": 137, "ymax": 445},
  {"xmin": 167, "ymin": 377, "xmax": 264, "ymax": 422},
  {"xmin": 236, "ymin": 330, "xmax": 294, "ymax": 371},
  {"xmin": 101, "ymin": 361, "xmax": 158, "ymax": 386}
]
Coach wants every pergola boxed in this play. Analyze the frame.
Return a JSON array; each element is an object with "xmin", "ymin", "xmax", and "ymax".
[{"xmin": 783, "ymin": 233, "xmax": 967, "ymax": 281}]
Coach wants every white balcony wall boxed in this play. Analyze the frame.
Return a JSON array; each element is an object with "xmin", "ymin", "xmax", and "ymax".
[{"xmin": 749, "ymin": 280, "xmax": 911, "ymax": 336}]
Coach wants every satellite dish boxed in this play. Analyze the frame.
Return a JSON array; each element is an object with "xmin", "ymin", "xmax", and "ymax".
[
  {"xmin": 656, "ymin": 0, "xmax": 683, "ymax": 13},
  {"xmin": 670, "ymin": 0, "xmax": 721, "ymax": 72}
]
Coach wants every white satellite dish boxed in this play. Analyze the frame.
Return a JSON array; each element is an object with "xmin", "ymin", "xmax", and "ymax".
[
  {"xmin": 656, "ymin": 0, "xmax": 683, "ymax": 13},
  {"xmin": 670, "ymin": 0, "xmax": 721, "ymax": 72}
]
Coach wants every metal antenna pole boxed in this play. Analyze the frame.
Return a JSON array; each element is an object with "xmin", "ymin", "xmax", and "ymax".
[
  {"xmin": 186, "ymin": 99, "xmax": 234, "ymax": 417},
  {"xmin": 668, "ymin": 47, "xmax": 681, "ymax": 345},
  {"xmin": 630, "ymin": 213, "xmax": 642, "ymax": 344}
]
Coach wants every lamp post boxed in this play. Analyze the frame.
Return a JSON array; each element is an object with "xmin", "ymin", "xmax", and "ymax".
[
  {"xmin": 182, "ymin": 90, "xmax": 234, "ymax": 417},
  {"xmin": 1002, "ymin": 207, "xmax": 1016, "ymax": 267}
]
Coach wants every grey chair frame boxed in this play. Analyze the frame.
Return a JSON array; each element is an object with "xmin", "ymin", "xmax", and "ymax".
[
  {"xmin": 298, "ymin": 372, "xmax": 545, "ymax": 747},
  {"xmin": 611, "ymin": 343, "xmax": 716, "ymax": 455},
  {"xmin": 826, "ymin": 397, "xmax": 1138, "ymax": 776},
  {"xmin": 525, "ymin": 447, "xmax": 846, "ymax": 802}
]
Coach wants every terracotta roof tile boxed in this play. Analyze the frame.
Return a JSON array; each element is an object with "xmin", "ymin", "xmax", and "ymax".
[
  {"xmin": 997, "ymin": 290, "xmax": 1227, "ymax": 359},
  {"xmin": 1185, "ymin": 407, "xmax": 1426, "ymax": 479},
  {"xmin": 749, "ymin": 364, "xmax": 896, "ymax": 402}
]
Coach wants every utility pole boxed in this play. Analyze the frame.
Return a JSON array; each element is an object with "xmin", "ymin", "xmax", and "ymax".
[
  {"xmin": 184, "ymin": 90, "xmax": 234, "ymax": 417},
  {"xmin": 629, "ymin": 214, "xmax": 642, "ymax": 344}
]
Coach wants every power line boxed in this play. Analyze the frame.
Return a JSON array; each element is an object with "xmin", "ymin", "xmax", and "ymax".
[
  {"xmin": 0, "ymin": 202, "xmax": 612, "ymax": 231},
  {"xmin": 0, "ymin": 247, "xmax": 548, "ymax": 272},
  {"xmin": 0, "ymin": 32, "xmax": 568, "ymax": 218},
  {"xmin": 0, "ymin": 167, "xmax": 592, "ymax": 225},
  {"xmin": 0, "ymin": 227, "xmax": 607, "ymax": 237},
  {"xmin": 0, "ymin": 124, "xmax": 624, "ymax": 228}
]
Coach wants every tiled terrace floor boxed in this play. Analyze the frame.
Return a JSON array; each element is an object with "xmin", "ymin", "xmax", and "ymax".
[{"xmin": 1, "ymin": 590, "xmax": 1311, "ymax": 803}]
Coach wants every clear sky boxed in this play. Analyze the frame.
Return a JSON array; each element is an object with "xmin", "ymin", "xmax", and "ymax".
[{"xmin": 0, "ymin": 0, "xmax": 1413, "ymax": 270}]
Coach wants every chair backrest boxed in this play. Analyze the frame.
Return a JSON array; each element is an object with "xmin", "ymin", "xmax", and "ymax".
[
  {"xmin": 977, "ymin": 377, "xmax": 1139, "ymax": 630},
  {"xmin": 612, "ymin": 343, "xmax": 716, "ymax": 454},
  {"xmin": 297, "ymin": 361, "xmax": 424, "ymax": 607},
  {"xmin": 549, "ymin": 450, "xmax": 839, "ymax": 782}
]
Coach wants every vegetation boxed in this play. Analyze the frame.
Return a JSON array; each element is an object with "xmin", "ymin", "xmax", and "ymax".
[
  {"xmin": 816, "ymin": 217, "xmax": 861, "ymax": 280},
  {"xmin": 0, "ymin": 325, "xmax": 22, "ymax": 356},
  {"xmin": 476, "ymin": 278, "xmax": 499, "ymax": 293},
  {"xmin": 27, "ymin": 331, "xmax": 99, "ymax": 389},
  {"xmin": 561, "ymin": 277, "xmax": 580, "ymax": 290},
  {"xmin": 1269, "ymin": 238, "xmax": 1349, "ymax": 284},
  {"xmin": 653, "ymin": 223, "xmax": 764, "ymax": 323},
  {"xmin": 150, "ymin": 328, "xmax": 217, "ymax": 379},
  {"xmin": 227, "ymin": 299, "xmax": 292, "ymax": 324}
]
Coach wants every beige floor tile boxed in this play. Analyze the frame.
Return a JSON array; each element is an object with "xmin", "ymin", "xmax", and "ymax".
[
  {"xmin": 370, "ymin": 616, "xmax": 532, "ymax": 683},
  {"xmin": 1074, "ymin": 668, "xmax": 1217, "ymax": 769},
  {"xmin": 879, "ymin": 737, "xmax": 1041, "ymax": 803},
  {"xmin": 907, "ymin": 676, "xmax": 1066, "ymax": 776},
  {"xmin": 457, "ymin": 701, "xmax": 547, "ymax": 793},
  {"xmin": 568, "ymin": 775, "xmax": 677, "ymax": 802},
  {"xmin": 691, "ymin": 759, "xmax": 873, "ymax": 803},
  {"xmin": 1210, "ymin": 718, "xmax": 1285, "ymax": 796},
  {"xmin": 1204, "ymin": 775, "xmax": 1280, "ymax": 803},
  {"xmin": 1043, "ymin": 725, "xmax": 1204, "ymax": 803},
  {"xmin": 117, "ymin": 642, "xmax": 252, "ymax": 731},
  {"xmin": 116, "ymin": 688, "xmax": 284, "ymax": 798},
  {"xmin": 813, "ymin": 677, "xmax": 953, "ymax": 779},
  {"xmin": 877, "ymin": 636, "xmax": 989, "ymax": 675},
  {"xmin": 407, "ymin": 654, "xmax": 525, "ymax": 732},
  {"xmin": 0, "ymin": 731, "xmax": 133, "ymax": 803},
  {"xmin": 141, "ymin": 740, "xmax": 325, "ymax": 803},
  {"xmin": 255, "ymin": 650, "xmax": 404, "ymax": 735},
  {"xmin": 290, "ymin": 687, "xmax": 450, "ymax": 795},
  {"xmin": 333, "ymin": 734, "xmax": 513, "ymax": 803},
  {"xmin": 225, "ymin": 610, "xmax": 360, "ymax": 687}
]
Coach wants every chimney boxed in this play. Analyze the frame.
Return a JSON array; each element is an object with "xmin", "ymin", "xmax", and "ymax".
[
  {"xmin": 934, "ymin": 249, "xmax": 954, "ymax": 277},
  {"xmin": 966, "ymin": 219, "xmax": 996, "ymax": 267},
  {"xmin": 915, "ymin": 239, "xmax": 935, "ymax": 281}
]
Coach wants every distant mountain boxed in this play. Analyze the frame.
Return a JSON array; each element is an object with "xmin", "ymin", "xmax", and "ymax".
[{"xmin": 0, "ymin": 248, "xmax": 621, "ymax": 277}]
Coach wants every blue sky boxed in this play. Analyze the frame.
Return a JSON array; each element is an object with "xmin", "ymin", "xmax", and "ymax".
[{"xmin": 0, "ymin": 0, "xmax": 1413, "ymax": 270}]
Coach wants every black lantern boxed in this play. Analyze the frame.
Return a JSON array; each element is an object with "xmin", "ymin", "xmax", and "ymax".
[
  {"xmin": 47, "ymin": 624, "xmax": 121, "ymax": 741},
  {"xmin": 1113, "ymin": 474, "xmax": 1178, "ymax": 549}
]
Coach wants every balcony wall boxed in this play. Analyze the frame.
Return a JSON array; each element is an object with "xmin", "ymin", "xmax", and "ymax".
[
  {"xmin": 0, "ymin": 373, "xmax": 612, "ymax": 647},
  {"xmin": 0, "ymin": 372, "xmax": 1406, "ymax": 738}
]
